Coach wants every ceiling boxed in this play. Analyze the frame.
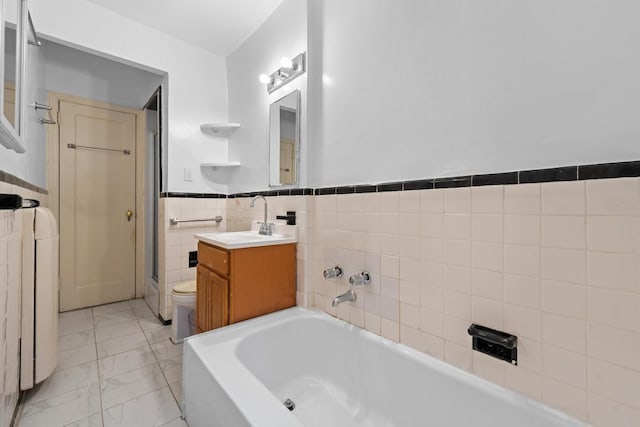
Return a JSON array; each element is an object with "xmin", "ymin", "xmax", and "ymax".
[{"xmin": 84, "ymin": 0, "xmax": 285, "ymax": 56}]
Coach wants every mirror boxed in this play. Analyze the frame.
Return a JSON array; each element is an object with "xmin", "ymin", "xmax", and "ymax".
[
  {"xmin": 3, "ymin": 23, "xmax": 16, "ymax": 127},
  {"xmin": 269, "ymin": 90, "xmax": 300, "ymax": 186},
  {"xmin": 0, "ymin": 0, "xmax": 25, "ymax": 152}
]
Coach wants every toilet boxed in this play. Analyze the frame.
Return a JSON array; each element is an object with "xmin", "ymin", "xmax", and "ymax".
[{"xmin": 171, "ymin": 280, "xmax": 197, "ymax": 344}]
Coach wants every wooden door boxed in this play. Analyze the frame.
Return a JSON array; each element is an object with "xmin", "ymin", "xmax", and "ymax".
[
  {"xmin": 229, "ymin": 244, "xmax": 296, "ymax": 323},
  {"xmin": 209, "ymin": 271, "xmax": 229, "ymax": 330},
  {"xmin": 279, "ymin": 138, "xmax": 295, "ymax": 184},
  {"xmin": 59, "ymin": 100, "xmax": 137, "ymax": 311},
  {"xmin": 196, "ymin": 265, "xmax": 209, "ymax": 333}
]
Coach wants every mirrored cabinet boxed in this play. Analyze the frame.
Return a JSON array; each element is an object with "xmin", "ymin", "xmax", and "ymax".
[
  {"xmin": 0, "ymin": 0, "xmax": 29, "ymax": 153},
  {"xmin": 269, "ymin": 89, "xmax": 300, "ymax": 187}
]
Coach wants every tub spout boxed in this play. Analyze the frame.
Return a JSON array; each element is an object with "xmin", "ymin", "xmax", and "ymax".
[{"xmin": 332, "ymin": 289, "xmax": 356, "ymax": 307}]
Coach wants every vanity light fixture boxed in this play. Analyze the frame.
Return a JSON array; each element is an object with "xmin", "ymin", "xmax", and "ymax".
[
  {"xmin": 259, "ymin": 74, "xmax": 272, "ymax": 84},
  {"xmin": 280, "ymin": 56, "xmax": 293, "ymax": 68},
  {"xmin": 259, "ymin": 52, "xmax": 306, "ymax": 94}
]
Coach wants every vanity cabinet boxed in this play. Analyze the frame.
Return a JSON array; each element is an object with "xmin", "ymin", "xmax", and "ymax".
[{"xmin": 196, "ymin": 240, "xmax": 296, "ymax": 333}]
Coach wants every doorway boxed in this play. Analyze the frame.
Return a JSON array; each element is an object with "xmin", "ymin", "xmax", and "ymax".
[{"xmin": 48, "ymin": 93, "xmax": 146, "ymax": 312}]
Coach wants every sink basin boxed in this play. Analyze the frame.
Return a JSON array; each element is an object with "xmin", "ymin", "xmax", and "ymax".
[{"xmin": 195, "ymin": 223, "xmax": 297, "ymax": 249}]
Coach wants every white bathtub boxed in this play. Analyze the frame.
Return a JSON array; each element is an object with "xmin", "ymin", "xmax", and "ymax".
[{"xmin": 183, "ymin": 308, "xmax": 584, "ymax": 427}]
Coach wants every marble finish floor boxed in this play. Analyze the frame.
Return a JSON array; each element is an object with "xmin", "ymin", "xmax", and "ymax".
[{"xmin": 17, "ymin": 299, "xmax": 186, "ymax": 427}]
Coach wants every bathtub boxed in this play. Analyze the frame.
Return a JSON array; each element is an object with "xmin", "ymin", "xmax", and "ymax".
[{"xmin": 183, "ymin": 308, "xmax": 584, "ymax": 427}]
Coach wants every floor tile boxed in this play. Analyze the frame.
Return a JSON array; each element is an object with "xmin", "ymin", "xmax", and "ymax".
[
  {"xmin": 59, "ymin": 308, "xmax": 93, "ymax": 322},
  {"xmin": 98, "ymin": 345, "xmax": 156, "ymax": 379},
  {"xmin": 151, "ymin": 342, "xmax": 183, "ymax": 384},
  {"xmin": 168, "ymin": 380, "xmax": 182, "ymax": 406},
  {"xmin": 58, "ymin": 330, "xmax": 95, "ymax": 352},
  {"xmin": 151, "ymin": 340, "xmax": 182, "ymax": 359},
  {"xmin": 57, "ymin": 344, "xmax": 97, "ymax": 371},
  {"xmin": 102, "ymin": 387, "xmax": 180, "ymax": 427},
  {"xmin": 94, "ymin": 310, "xmax": 137, "ymax": 329},
  {"xmin": 96, "ymin": 332, "xmax": 148, "ymax": 359},
  {"xmin": 92, "ymin": 301, "xmax": 133, "ymax": 317},
  {"xmin": 58, "ymin": 310, "xmax": 94, "ymax": 337},
  {"xmin": 18, "ymin": 298, "xmax": 188, "ymax": 427},
  {"xmin": 95, "ymin": 321, "xmax": 142, "ymax": 343},
  {"xmin": 20, "ymin": 383, "xmax": 101, "ymax": 427},
  {"xmin": 160, "ymin": 418, "xmax": 187, "ymax": 427},
  {"xmin": 132, "ymin": 301, "xmax": 155, "ymax": 318},
  {"xmin": 143, "ymin": 325, "xmax": 172, "ymax": 345},
  {"xmin": 134, "ymin": 307, "xmax": 156, "ymax": 320},
  {"xmin": 63, "ymin": 413, "xmax": 103, "ymax": 427},
  {"xmin": 101, "ymin": 363, "xmax": 167, "ymax": 410},
  {"xmin": 138, "ymin": 315, "xmax": 165, "ymax": 331},
  {"xmin": 26, "ymin": 361, "xmax": 98, "ymax": 405},
  {"xmin": 129, "ymin": 298, "xmax": 150, "ymax": 311}
]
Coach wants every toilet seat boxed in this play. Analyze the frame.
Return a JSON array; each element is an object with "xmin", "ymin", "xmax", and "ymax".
[{"xmin": 172, "ymin": 280, "xmax": 196, "ymax": 295}]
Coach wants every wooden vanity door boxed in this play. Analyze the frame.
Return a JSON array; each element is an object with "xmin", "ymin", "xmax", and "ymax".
[
  {"xmin": 196, "ymin": 265, "xmax": 210, "ymax": 333},
  {"xmin": 208, "ymin": 271, "xmax": 229, "ymax": 330},
  {"xmin": 196, "ymin": 265, "xmax": 229, "ymax": 332}
]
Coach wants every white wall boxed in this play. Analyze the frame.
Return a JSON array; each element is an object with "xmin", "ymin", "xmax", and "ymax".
[
  {"xmin": 308, "ymin": 0, "xmax": 640, "ymax": 187},
  {"xmin": 226, "ymin": 0, "xmax": 307, "ymax": 194},
  {"xmin": 44, "ymin": 41, "xmax": 163, "ymax": 110},
  {"xmin": 32, "ymin": 0, "xmax": 230, "ymax": 193}
]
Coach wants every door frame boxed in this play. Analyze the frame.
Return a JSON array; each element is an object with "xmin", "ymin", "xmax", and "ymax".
[{"xmin": 46, "ymin": 92, "xmax": 147, "ymax": 301}]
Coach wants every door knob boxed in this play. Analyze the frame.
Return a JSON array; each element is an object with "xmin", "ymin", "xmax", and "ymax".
[{"xmin": 126, "ymin": 210, "xmax": 133, "ymax": 222}]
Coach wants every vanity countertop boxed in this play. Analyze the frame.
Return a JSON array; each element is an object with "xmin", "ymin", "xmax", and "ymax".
[{"xmin": 195, "ymin": 222, "xmax": 297, "ymax": 250}]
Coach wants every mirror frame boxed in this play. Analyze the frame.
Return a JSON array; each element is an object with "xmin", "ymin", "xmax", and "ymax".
[
  {"xmin": 0, "ymin": 0, "xmax": 26, "ymax": 153},
  {"xmin": 269, "ymin": 89, "xmax": 300, "ymax": 187}
]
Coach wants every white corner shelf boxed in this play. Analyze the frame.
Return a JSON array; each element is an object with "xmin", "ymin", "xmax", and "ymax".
[
  {"xmin": 200, "ymin": 162, "xmax": 241, "ymax": 168},
  {"xmin": 200, "ymin": 123, "xmax": 240, "ymax": 138}
]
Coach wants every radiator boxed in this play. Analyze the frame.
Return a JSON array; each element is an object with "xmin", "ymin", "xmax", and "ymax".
[{"xmin": 20, "ymin": 207, "xmax": 58, "ymax": 390}]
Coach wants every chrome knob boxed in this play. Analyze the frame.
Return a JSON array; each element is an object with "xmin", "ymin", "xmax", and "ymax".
[
  {"xmin": 323, "ymin": 266, "xmax": 343, "ymax": 279},
  {"xmin": 349, "ymin": 271, "xmax": 371, "ymax": 286}
]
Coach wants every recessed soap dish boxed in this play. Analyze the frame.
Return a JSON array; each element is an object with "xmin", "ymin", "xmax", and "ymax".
[{"xmin": 468, "ymin": 323, "xmax": 518, "ymax": 365}]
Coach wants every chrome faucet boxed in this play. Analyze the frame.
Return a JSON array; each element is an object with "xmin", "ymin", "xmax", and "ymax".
[
  {"xmin": 323, "ymin": 266, "xmax": 343, "ymax": 279},
  {"xmin": 349, "ymin": 271, "xmax": 371, "ymax": 286},
  {"xmin": 332, "ymin": 289, "xmax": 356, "ymax": 307},
  {"xmin": 250, "ymin": 195, "xmax": 273, "ymax": 235}
]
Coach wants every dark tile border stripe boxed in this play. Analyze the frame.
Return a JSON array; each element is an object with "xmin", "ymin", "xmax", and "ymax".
[
  {"xmin": 434, "ymin": 176, "xmax": 472, "ymax": 189},
  {"xmin": 472, "ymin": 172, "xmax": 518, "ymax": 187},
  {"xmin": 578, "ymin": 160, "xmax": 640, "ymax": 180},
  {"xmin": 161, "ymin": 192, "xmax": 227, "ymax": 198},
  {"xmin": 519, "ymin": 166, "xmax": 577, "ymax": 184},
  {"xmin": 403, "ymin": 179, "xmax": 434, "ymax": 191},
  {"xmin": 355, "ymin": 185, "xmax": 377, "ymax": 193},
  {"xmin": 159, "ymin": 160, "xmax": 640, "ymax": 199},
  {"xmin": 0, "ymin": 170, "xmax": 48, "ymax": 194},
  {"xmin": 336, "ymin": 186, "xmax": 355, "ymax": 195},
  {"xmin": 377, "ymin": 182, "xmax": 402, "ymax": 192}
]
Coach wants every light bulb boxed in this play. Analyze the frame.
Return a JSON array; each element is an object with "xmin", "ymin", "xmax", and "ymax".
[
  {"xmin": 259, "ymin": 73, "xmax": 271, "ymax": 84},
  {"xmin": 280, "ymin": 57, "xmax": 293, "ymax": 69}
]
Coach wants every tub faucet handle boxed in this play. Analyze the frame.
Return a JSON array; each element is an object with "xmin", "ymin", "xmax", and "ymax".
[
  {"xmin": 349, "ymin": 271, "xmax": 371, "ymax": 286},
  {"xmin": 323, "ymin": 266, "xmax": 343, "ymax": 279}
]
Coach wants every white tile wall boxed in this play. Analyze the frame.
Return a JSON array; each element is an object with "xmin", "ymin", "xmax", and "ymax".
[
  {"xmin": 0, "ymin": 181, "xmax": 47, "ymax": 427},
  {"xmin": 155, "ymin": 178, "xmax": 640, "ymax": 426},
  {"xmin": 158, "ymin": 198, "xmax": 227, "ymax": 319},
  {"xmin": 294, "ymin": 178, "xmax": 640, "ymax": 427}
]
